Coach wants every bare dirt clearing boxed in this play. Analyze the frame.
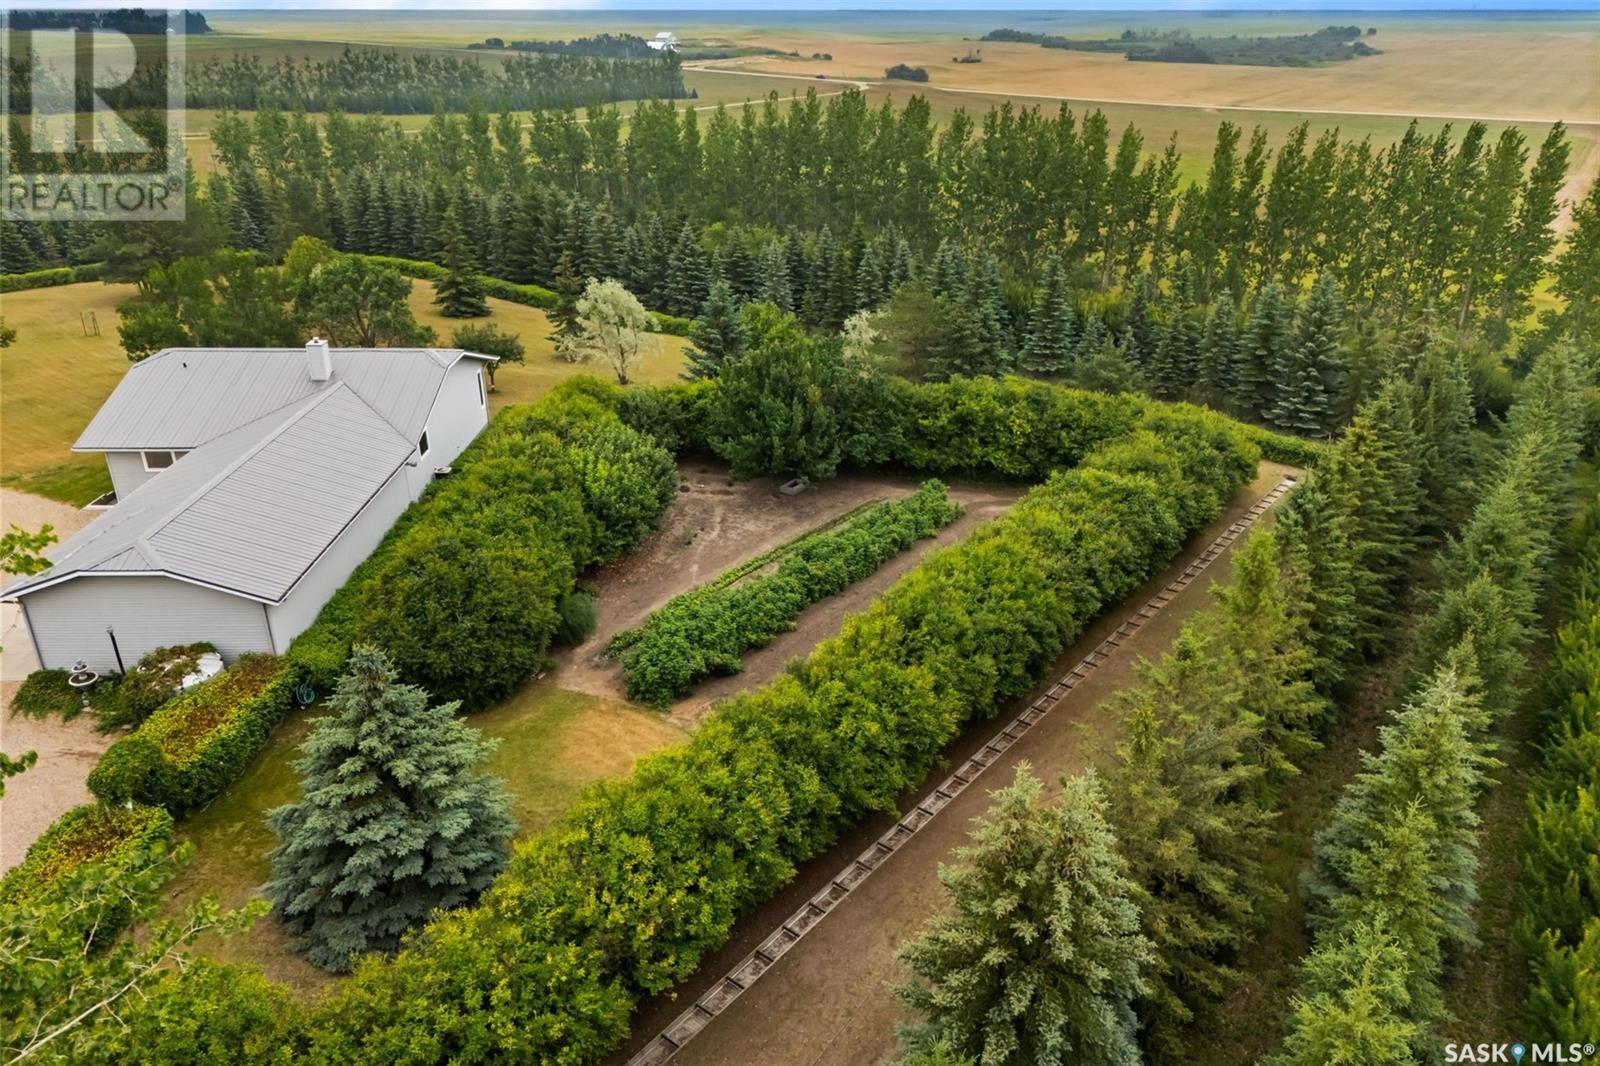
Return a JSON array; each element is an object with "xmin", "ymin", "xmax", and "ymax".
[
  {"xmin": 1, "ymin": 491, "xmax": 111, "ymax": 872},
  {"xmin": 616, "ymin": 461, "xmax": 1296, "ymax": 1066},
  {"xmin": 548, "ymin": 461, "xmax": 1023, "ymax": 726}
]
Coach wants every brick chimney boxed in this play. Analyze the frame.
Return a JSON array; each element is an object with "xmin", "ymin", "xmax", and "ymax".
[{"xmin": 306, "ymin": 336, "xmax": 331, "ymax": 382}]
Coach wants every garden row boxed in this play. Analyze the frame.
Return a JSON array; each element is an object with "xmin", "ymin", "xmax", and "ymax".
[
  {"xmin": 609, "ymin": 479, "xmax": 964, "ymax": 706},
  {"xmin": 295, "ymin": 403, "xmax": 1259, "ymax": 1061},
  {"xmin": 1517, "ymin": 497, "xmax": 1600, "ymax": 1041}
]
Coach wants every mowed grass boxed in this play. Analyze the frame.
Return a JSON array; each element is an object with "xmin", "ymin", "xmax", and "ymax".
[
  {"xmin": 404, "ymin": 281, "xmax": 693, "ymax": 408},
  {"xmin": 161, "ymin": 682, "xmax": 684, "ymax": 997},
  {"xmin": 0, "ymin": 279, "xmax": 692, "ymax": 505},
  {"xmin": 0, "ymin": 282, "xmax": 135, "ymax": 504}
]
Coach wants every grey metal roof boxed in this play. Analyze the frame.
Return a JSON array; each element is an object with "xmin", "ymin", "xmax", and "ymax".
[
  {"xmin": 73, "ymin": 347, "xmax": 491, "ymax": 452},
  {"xmin": 7, "ymin": 384, "xmax": 416, "ymax": 603}
]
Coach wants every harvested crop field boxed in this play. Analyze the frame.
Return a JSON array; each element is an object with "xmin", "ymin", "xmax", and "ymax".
[{"xmin": 548, "ymin": 461, "xmax": 1024, "ymax": 726}]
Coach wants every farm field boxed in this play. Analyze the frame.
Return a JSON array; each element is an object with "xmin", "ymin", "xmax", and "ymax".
[
  {"xmin": 0, "ymin": 280, "xmax": 691, "ymax": 506},
  {"xmin": 627, "ymin": 460, "xmax": 1296, "ymax": 1066},
  {"xmin": 159, "ymin": 683, "xmax": 684, "ymax": 997}
]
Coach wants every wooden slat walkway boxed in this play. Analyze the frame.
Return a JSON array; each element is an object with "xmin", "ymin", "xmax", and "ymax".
[{"xmin": 627, "ymin": 475, "xmax": 1298, "ymax": 1066}]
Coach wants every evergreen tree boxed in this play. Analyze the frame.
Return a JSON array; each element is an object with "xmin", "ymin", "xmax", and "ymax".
[
  {"xmin": 548, "ymin": 251, "xmax": 585, "ymax": 341},
  {"xmin": 433, "ymin": 208, "xmax": 488, "ymax": 318},
  {"xmin": 1019, "ymin": 256, "xmax": 1077, "ymax": 375},
  {"xmin": 757, "ymin": 239, "xmax": 794, "ymax": 312},
  {"xmin": 1148, "ymin": 286, "xmax": 1201, "ymax": 400},
  {"xmin": 684, "ymin": 278, "xmax": 745, "ymax": 380},
  {"xmin": 1274, "ymin": 917, "xmax": 1420, "ymax": 1066},
  {"xmin": 1212, "ymin": 528, "xmax": 1324, "ymax": 789},
  {"xmin": 1106, "ymin": 627, "xmax": 1273, "ymax": 1060},
  {"xmin": 266, "ymin": 645, "xmax": 513, "ymax": 972},
  {"xmin": 1406, "ymin": 343, "xmax": 1477, "ymax": 530},
  {"xmin": 896, "ymin": 767, "xmax": 1150, "ymax": 1066},
  {"xmin": 1234, "ymin": 280, "xmax": 1291, "ymax": 418},
  {"xmin": 1195, "ymin": 291, "xmax": 1238, "ymax": 409},
  {"xmin": 1267, "ymin": 273, "xmax": 1345, "ymax": 434},
  {"xmin": 1305, "ymin": 655, "xmax": 1493, "ymax": 951},
  {"xmin": 664, "ymin": 221, "xmax": 710, "ymax": 318}
]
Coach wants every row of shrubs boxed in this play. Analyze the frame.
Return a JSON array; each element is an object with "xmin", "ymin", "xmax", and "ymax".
[
  {"xmin": 287, "ymin": 379, "xmax": 677, "ymax": 710},
  {"xmin": 610, "ymin": 479, "xmax": 964, "ymax": 706},
  {"xmin": 0, "ymin": 262, "xmax": 106, "ymax": 294},
  {"xmin": 1517, "ymin": 497, "xmax": 1600, "ymax": 1040},
  {"xmin": 86, "ymin": 654, "xmax": 299, "ymax": 816},
  {"xmin": 0, "ymin": 803, "xmax": 173, "ymax": 908},
  {"xmin": 297, "ymin": 405, "xmax": 1259, "ymax": 1062},
  {"xmin": 615, "ymin": 372, "xmax": 1317, "ymax": 484},
  {"xmin": 356, "ymin": 254, "xmax": 695, "ymax": 336}
]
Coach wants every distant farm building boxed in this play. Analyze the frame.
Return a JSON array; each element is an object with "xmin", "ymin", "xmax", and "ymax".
[{"xmin": 647, "ymin": 31, "xmax": 678, "ymax": 52}]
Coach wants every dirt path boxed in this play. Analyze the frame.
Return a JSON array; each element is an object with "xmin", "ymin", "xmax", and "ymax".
[
  {"xmin": 614, "ymin": 462, "xmax": 1294, "ymax": 1066},
  {"xmin": 1, "ymin": 489, "xmax": 110, "ymax": 872},
  {"xmin": 548, "ymin": 461, "xmax": 1023, "ymax": 727}
]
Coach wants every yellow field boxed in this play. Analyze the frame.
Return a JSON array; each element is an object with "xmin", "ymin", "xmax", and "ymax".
[
  {"xmin": 721, "ymin": 17, "xmax": 1599, "ymax": 125},
  {"xmin": 0, "ymin": 279, "xmax": 691, "ymax": 505}
]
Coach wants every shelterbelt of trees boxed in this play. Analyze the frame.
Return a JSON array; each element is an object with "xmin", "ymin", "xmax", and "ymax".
[
  {"xmin": 4, "ymin": 46, "xmax": 686, "ymax": 117},
  {"xmin": 882, "ymin": 344, "xmax": 1596, "ymax": 1064},
  {"xmin": 8, "ymin": 86, "xmax": 1593, "ymax": 436}
]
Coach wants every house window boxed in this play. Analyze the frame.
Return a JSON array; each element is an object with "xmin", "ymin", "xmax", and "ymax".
[
  {"xmin": 142, "ymin": 450, "xmax": 177, "ymax": 471},
  {"xmin": 476, "ymin": 370, "xmax": 485, "ymax": 406},
  {"xmin": 418, "ymin": 430, "xmax": 430, "ymax": 457}
]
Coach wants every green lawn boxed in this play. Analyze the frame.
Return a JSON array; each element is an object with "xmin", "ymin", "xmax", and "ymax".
[
  {"xmin": 0, "ymin": 282, "xmax": 136, "ymax": 504},
  {"xmin": 160, "ymin": 682, "xmax": 684, "ymax": 997}
]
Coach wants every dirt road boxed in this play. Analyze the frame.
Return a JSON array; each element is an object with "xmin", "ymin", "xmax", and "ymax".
[{"xmin": 616, "ymin": 462, "xmax": 1295, "ymax": 1066}]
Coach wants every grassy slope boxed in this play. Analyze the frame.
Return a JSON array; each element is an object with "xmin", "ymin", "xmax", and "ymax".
[
  {"xmin": 0, "ymin": 279, "xmax": 691, "ymax": 505},
  {"xmin": 162, "ymin": 684, "xmax": 684, "ymax": 997}
]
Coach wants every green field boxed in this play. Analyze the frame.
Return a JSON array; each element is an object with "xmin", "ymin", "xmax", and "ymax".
[{"xmin": 160, "ymin": 682, "xmax": 684, "ymax": 996}]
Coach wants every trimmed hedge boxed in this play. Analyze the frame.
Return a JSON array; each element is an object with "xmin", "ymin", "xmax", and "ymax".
[
  {"xmin": 304, "ymin": 406, "xmax": 1258, "ymax": 1062},
  {"xmin": 87, "ymin": 655, "xmax": 296, "ymax": 815},
  {"xmin": 0, "ymin": 262, "xmax": 106, "ymax": 293},
  {"xmin": 288, "ymin": 379, "xmax": 676, "ymax": 705},
  {"xmin": 0, "ymin": 802, "xmax": 172, "ymax": 907},
  {"xmin": 611, "ymin": 480, "xmax": 964, "ymax": 706}
]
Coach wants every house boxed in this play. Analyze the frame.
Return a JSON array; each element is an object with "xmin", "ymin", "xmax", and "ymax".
[
  {"xmin": 4, "ymin": 340, "xmax": 496, "ymax": 674},
  {"xmin": 646, "ymin": 31, "xmax": 678, "ymax": 52}
]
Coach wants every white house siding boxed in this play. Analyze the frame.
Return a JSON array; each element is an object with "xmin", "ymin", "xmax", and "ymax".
[
  {"xmin": 22, "ymin": 575, "xmax": 272, "ymax": 673},
  {"xmin": 402, "ymin": 360, "xmax": 489, "ymax": 497},
  {"xmin": 264, "ymin": 467, "xmax": 413, "ymax": 652},
  {"xmin": 103, "ymin": 451, "xmax": 158, "ymax": 498}
]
